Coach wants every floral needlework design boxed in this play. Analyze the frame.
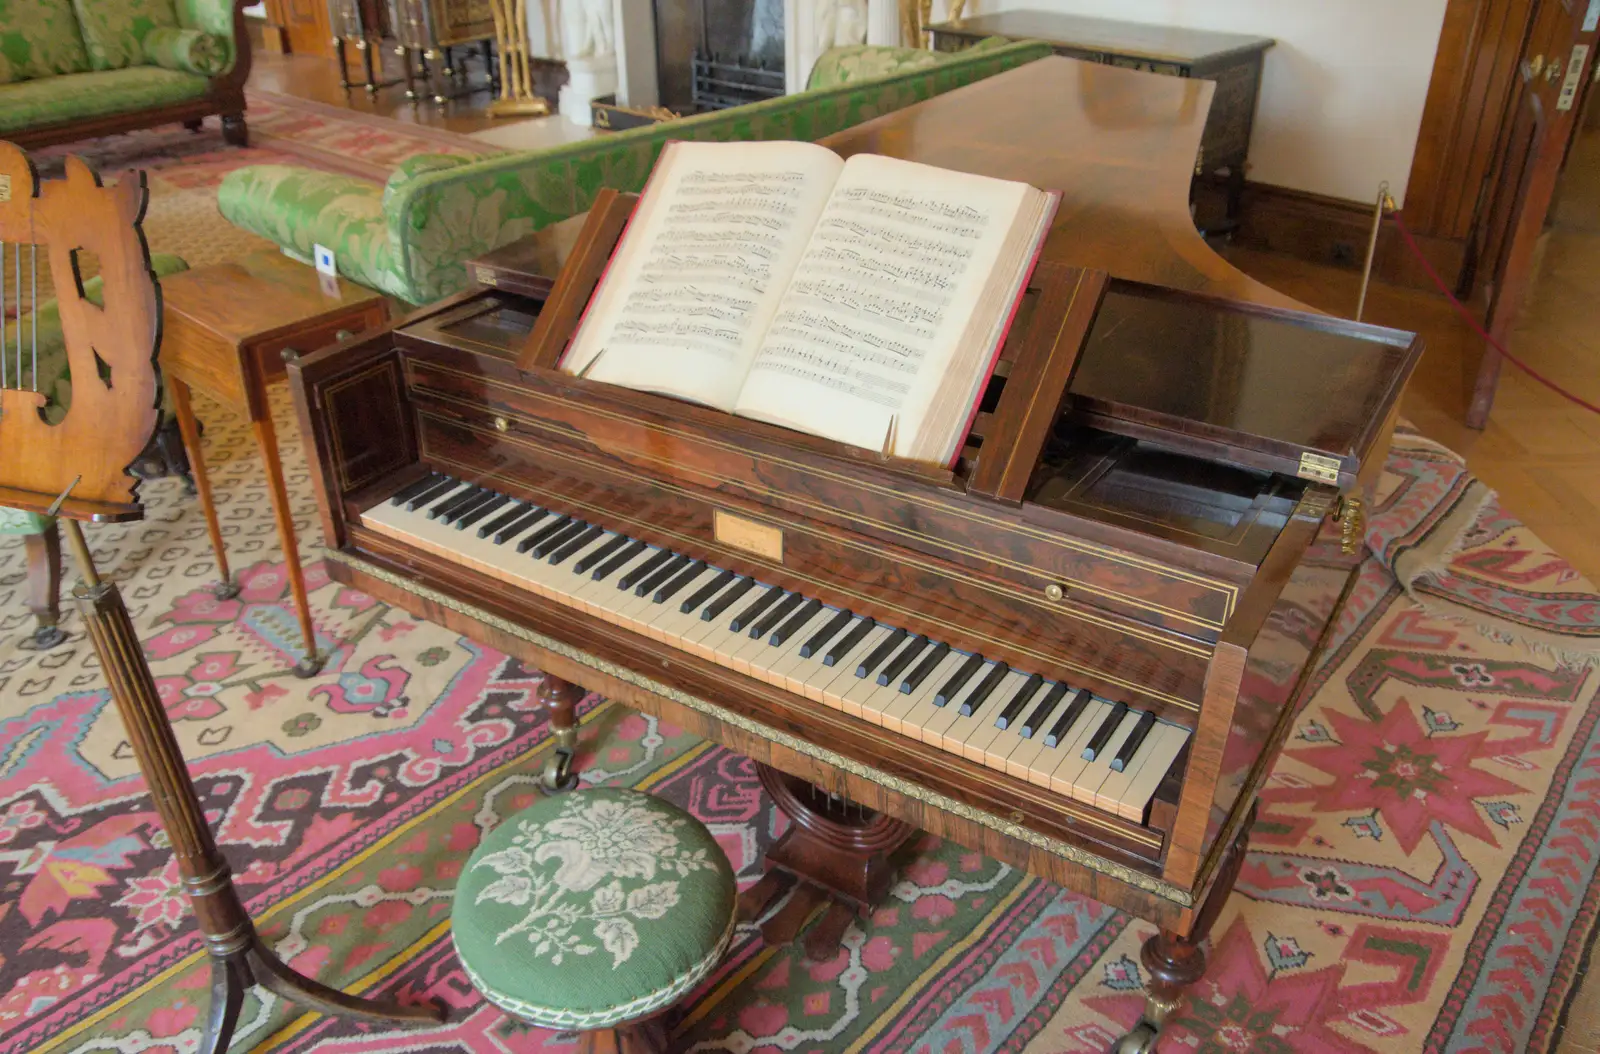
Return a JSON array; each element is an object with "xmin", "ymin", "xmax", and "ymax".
[{"xmin": 470, "ymin": 795, "xmax": 718, "ymax": 968}]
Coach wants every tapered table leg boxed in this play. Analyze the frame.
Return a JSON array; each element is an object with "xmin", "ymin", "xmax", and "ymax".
[
  {"xmin": 252, "ymin": 408, "xmax": 323, "ymax": 676},
  {"xmin": 169, "ymin": 377, "xmax": 238, "ymax": 600}
]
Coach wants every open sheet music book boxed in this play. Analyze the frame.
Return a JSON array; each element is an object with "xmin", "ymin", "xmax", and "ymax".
[{"xmin": 560, "ymin": 140, "xmax": 1060, "ymax": 464}]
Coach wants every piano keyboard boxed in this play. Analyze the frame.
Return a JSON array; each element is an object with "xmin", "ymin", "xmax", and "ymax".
[{"xmin": 361, "ymin": 476, "xmax": 1192, "ymax": 823}]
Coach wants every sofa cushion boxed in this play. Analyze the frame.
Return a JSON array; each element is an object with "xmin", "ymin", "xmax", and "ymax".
[
  {"xmin": 71, "ymin": 0, "xmax": 178, "ymax": 69},
  {"xmin": 142, "ymin": 25, "xmax": 225, "ymax": 74},
  {"xmin": 0, "ymin": 66, "xmax": 207, "ymax": 133},
  {"xmin": 0, "ymin": 0, "xmax": 92, "ymax": 81}
]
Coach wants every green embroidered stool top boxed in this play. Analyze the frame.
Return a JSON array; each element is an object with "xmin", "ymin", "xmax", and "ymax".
[{"xmin": 452, "ymin": 788, "xmax": 737, "ymax": 1032}]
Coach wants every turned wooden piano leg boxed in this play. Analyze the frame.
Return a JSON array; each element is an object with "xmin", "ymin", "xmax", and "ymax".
[
  {"xmin": 538, "ymin": 675, "xmax": 582, "ymax": 793},
  {"xmin": 1112, "ymin": 804, "xmax": 1254, "ymax": 1054},
  {"xmin": 743, "ymin": 764, "xmax": 914, "ymax": 960}
]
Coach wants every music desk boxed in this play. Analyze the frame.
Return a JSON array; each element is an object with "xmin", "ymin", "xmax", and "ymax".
[{"xmin": 158, "ymin": 250, "xmax": 389, "ymax": 676}]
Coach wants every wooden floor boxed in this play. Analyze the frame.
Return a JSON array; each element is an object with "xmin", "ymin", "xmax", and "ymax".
[{"xmin": 1222, "ymin": 131, "xmax": 1600, "ymax": 583}]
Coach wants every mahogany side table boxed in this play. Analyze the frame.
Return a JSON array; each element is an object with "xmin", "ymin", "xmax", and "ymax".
[{"xmin": 159, "ymin": 251, "xmax": 389, "ymax": 676}]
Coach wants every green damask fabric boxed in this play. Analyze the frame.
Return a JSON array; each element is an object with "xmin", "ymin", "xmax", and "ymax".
[
  {"xmin": 0, "ymin": 66, "xmax": 207, "ymax": 133},
  {"xmin": 0, "ymin": 508, "xmax": 52, "ymax": 534},
  {"xmin": 219, "ymin": 40, "xmax": 1054, "ymax": 305},
  {"xmin": 215, "ymin": 166, "xmax": 402, "ymax": 295},
  {"xmin": 805, "ymin": 43, "xmax": 943, "ymax": 88},
  {"xmin": 141, "ymin": 26, "xmax": 224, "ymax": 74},
  {"xmin": 452, "ymin": 789, "xmax": 736, "ymax": 1030},
  {"xmin": 0, "ymin": 0, "xmax": 92, "ymax": 81},
  {"xmin": 169, "ymin": 0, "xmax": 235, "ymax": 69},
  {"xmin": 70, "ymin": 0, "xmax": 179, "ymax": 70}
]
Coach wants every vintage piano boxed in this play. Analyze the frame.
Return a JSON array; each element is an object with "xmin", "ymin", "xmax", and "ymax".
[{"xmin": 287, "ymin": 57, "xmax": 1421, "ymax": 1053}]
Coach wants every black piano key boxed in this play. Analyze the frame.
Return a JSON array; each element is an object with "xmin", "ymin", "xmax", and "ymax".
[
  {"xmin": 959, "ymin": 662, "xmax": 1010, "ymax": 716},
  {"xmin": 533, "ymin": 519, "xmax": 589, "ymax": 559},
  {"xmin": 729, "ymin": 586, "xmax": 783, "ymax": 633},
  {"xmin": 801, "ymin": 608, "xmax": 853, "ymax": 658},
  {"xmin": 1112, "ymin": 711, "xmax": 1157, "ymax": 772},
  {"xmin": 857, "ymin": 628, "xmax": 908, "ymax": 679},
  {"xmin": 752, "ymin": 591, "xmax": 804, "ymax": 640},
  {"xmin": 550, "ymin": 524, "xmax": 605, "ymax": 565},
  {"xmin": 877, "ymin": 635, "xmax": 928, "ymax": 686},
  {"xmin": 575, "ymin": 533, "xmax": 628, "ymax": 574},
  {"xmin": 618, "ymin": 548, "xmax": 674, "ymax": 591},
  {"xmin": 594, "ymin": 539, "xmax": 646, "ymax": 580},
  {"xmin": 636, "ymin": 553, "xmax": 691, "ymax": 598},
  {"xmin": 429, "ymin": 485, "xmax": 486, "ymax": 520},
  {"xmin": 899, "ymin": 642, "xmax": 950, "ymax": 693},
  {"xmin": 934, "ymin": 653, "xmax": 985, "ymax": 707},
  {"xmin": 391, "ymin": 473, "xmax": 443, "ymax": 506},
  {"xmin": 682, "ymin": 569, "xmax": 735, "ymax": 614},
  {"xmin": 494, "ymin": 507, "xmax": 548, "ymax": 545},
  {"xmin": 456, "ymin": 494, "xmax": 509, "ymax": 530},
  {"xmin": 995, "ymin": 673, "xmax": 1044, "ymax": 730},
  {"xmin": 1082, "ymin": 702, "xmax": 1130, "ymax": 761},
  {"xmin": 517, "ymin": 514, "xmax": 573, "ymax": 553},
  {"xmin": 479, "ymin": 501, "xmax": 530, "ymax": 539},
  {"xmin": 406, "ymin": 476, "xmax": 458, "ymax": 510},
  {"xmin": 656, "ymin": 560, "xmax": 707, "ymax": 604},
  {"xmin": 702, "ymin": 576, "xmax": 755, "ymax": 621},
  {"xmin": 1043, "ymin": 687, "xmax": 1093, "ymax": 747},
  {"xmin": 823, "ymin": 617, "xmax": 874, "ymax": 667},
  {"xmin": 770, "ymin": 598, "xmax": 821, "ymax": 646},
  {"xmin": 1021, "ymin": 681, "xmax": 1070, "ymax": 739},
  {"xmin": 442, "ymin": 489, "xmax": 499, "ymax": 526}
]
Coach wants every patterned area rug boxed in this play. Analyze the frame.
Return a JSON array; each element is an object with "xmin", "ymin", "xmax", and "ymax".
[{"xmin": 0, "ymin": 390, "xmax": 1597, "ymax": 1054}]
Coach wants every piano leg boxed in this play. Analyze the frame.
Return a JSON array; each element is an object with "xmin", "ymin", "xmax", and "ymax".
[
  {"xmin": 743, "ymin": 765, "xmax": 914, "ymax": 959},
  {"xmin": 538, "ymin": 675, "xmax": 583, "ymax": 792},
  {"xmin": 1112, "ymin": 803, "xmax": 1254, "ymax": 1054}
]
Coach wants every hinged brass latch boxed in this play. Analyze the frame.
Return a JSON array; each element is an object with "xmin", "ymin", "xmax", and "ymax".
[{"xmin": 1335, "ymin": 496, "xmax": 1365, "ymax": 555}]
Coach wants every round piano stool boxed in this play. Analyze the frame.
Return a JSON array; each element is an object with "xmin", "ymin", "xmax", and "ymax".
[{"xmin": 452, "ymin": 787, "xmax": 737, "ymax": 1054}]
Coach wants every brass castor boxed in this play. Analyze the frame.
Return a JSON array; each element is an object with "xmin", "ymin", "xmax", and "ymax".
[
  {"xmin": 1109, "ymin": 1021, "xmax": 1159, "ymax": 1054},
  {"xmin": 541, "ymin": 746, "xmax": 579, "ymax": 793}
]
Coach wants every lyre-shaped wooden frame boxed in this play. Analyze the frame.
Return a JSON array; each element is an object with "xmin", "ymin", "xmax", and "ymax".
[{"xmin": 0, "ymin": 142, "xmax": 160, "ymax": 521}]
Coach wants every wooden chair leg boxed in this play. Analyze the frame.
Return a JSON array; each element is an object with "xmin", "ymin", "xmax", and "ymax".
[{"xmin": 24, "ymin": 523, "xmax": 67, "ymax": 649}]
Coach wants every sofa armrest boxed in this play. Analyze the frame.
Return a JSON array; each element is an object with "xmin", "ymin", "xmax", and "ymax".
[
  {"xmin": 379, "ymin": 38, "xmax": 1054, "ymax": 302},
  {"xmin": 219, "ymin": 166, "xmax": 406, "ymax": 298}
]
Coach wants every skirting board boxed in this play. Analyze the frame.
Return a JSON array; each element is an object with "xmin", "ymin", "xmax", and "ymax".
[{"xmin": 1194, "ymin": 178, "xmax": 1469, "ymax": 296}]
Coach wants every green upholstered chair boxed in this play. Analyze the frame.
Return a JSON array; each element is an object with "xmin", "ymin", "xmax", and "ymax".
[
  {"xmin": 452, "ymin": 788, "xmax": 737, "ymax": 1053},
  {"xmin": 1, "ymin": 251, "xmax": 189, "ymax": 647}
]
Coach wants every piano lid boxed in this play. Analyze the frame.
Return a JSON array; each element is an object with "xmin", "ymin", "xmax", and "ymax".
[{"xmin": 821, "ymin": 55, "xmax": 1301, "ymax": 312}]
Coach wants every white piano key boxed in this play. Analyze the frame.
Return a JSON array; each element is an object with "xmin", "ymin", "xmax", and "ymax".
[
  {"xmin": 765, "ymin": 609, "xmax": 839, "ymax": 692},
  {"xmin": 815, "ymin": 625, "xmax": 894, "ymax": 710},
  {"xmin": 1069, "ymin": 710, "xmax": 1142, "ymax": 805},
  {"xmin": 880, "ymin": 652, "xmax": 965, "ymax": 735},
  {"xmin": 1045, "ymin": 700, "xmax": 1112, "ymax": 795},
  {"xmin": 960, "ymin": 670, "xmax": 1031, "ymax": 764},
  {"xmin": 1093, "ymin": 720, "xmax": 1162, "ymax": 814},
  {"xmin": 1118, "ymin": 724, "xmax": 1191, "ymax": 822}
]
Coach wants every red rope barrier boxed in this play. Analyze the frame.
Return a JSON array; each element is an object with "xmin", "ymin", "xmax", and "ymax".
[{"xmin": 1387, "ymin": 209, "xmax": 1600, "ymax": 416}]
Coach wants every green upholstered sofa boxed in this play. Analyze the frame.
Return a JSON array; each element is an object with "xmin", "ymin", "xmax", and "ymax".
[
  {"xmin": 216, "ymin": 39, "xmax": 1051, "ymax": 306},
  {"xmin": 0, "ymin": 0, "xmax": 251, "ymax": 149}
]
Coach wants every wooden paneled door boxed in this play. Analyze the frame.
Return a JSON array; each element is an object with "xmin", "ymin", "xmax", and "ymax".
[
  {"xmin": 1467, "ymin": 0, "xmax": 1598, "ymax": 427},
  {"xmin": 264, "ymin": 0, "xmax": 336, "ymax": 57}
]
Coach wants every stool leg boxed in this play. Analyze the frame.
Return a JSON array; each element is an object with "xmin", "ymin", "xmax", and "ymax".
[
  {"xmin": 253, "ymin": 410, "xmax": 324, "ymax": 677},
  {"xmin": 24, "ymin": 522, "xmax": 67, "ymax": 649},
  {"xmin": 170, "ymin": 378, "xmax": 238, "ymax": 601},
  {"xmin": 578, "ymin": 1020, "xmax": 669, "ymax": 1054}
]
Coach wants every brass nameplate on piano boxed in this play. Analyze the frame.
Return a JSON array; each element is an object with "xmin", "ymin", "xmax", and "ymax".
[
  {"xmin": 473, "ymin": 264, "xmax": 493, "ymax": 286},
  {"xmin": 1296, "ymin": 451, "xmax": 1341, "ymax": 485},
  {"xmin": 714, "ymin": 510, "xmax": 783, "ymax": 562},
  {"xmin": 0, "ymin": 175, "xmax": 10, "ymax": 203}
]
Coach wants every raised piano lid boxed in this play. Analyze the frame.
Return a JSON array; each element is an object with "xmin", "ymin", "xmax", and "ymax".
[{"xmin": 1065, "ymin": 281, "xmax": 1424, "ymax": 490}]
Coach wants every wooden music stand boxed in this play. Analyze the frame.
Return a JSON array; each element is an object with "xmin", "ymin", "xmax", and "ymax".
[{"xmin": 0, "ymin": 143, "xmax": 442, "ymax": 1053}]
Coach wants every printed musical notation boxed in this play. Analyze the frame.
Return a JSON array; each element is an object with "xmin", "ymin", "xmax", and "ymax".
[
  {"xmin": 598, "ymin": 165, "xmax": 810, "ymax": 362},
  {"xmin": 746, "ymin": 175, "xmax": 994, "ymax": 412}
]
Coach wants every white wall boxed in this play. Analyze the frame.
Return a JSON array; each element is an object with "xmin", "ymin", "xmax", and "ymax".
[{"xmin": 981, "ymin": 0, "xmax": 1449, "ymax": 204}]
